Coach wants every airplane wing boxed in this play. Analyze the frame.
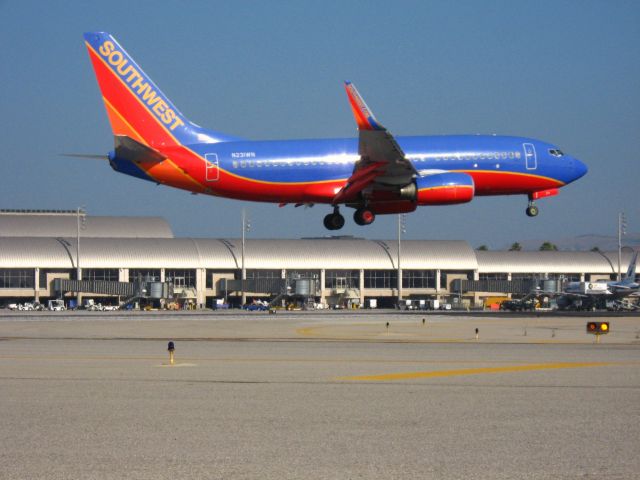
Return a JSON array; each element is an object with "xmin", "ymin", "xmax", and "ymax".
[
  {"xmin": 332, "ymin": 82, "xmax": 417, "ymax": 204},
  {"xmin": 560, "ymin": 292, "xmax": 593, "ymax": 298}
]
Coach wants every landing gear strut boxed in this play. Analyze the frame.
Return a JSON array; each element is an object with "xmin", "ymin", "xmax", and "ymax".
[
  {"xmin": 526, "ymin": 199, "xmax": 539, "ymax": 217},
  {"xmin": 354, "ymin": 207, "xmax": 375, "ymax": 226},
  {"xmin": 324, "ymin": 206, "xmax": 345, "ymax": 230}
]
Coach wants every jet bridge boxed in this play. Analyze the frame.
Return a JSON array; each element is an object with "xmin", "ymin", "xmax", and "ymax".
[{"xmin": 53, "ymin": 278, "xmax": 173, "ymax": 304}]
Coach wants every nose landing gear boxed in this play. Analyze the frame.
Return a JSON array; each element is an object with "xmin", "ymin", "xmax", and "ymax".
[
  {"xmin": 323, "ymin": 206, "xmax": 345, "ymax": 230},
  {"xmin": 526, "ymin": 199, "xmax": 539, "ymax": 217}
]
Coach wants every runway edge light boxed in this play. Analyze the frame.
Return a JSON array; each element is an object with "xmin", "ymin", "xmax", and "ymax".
[{"xmin": 168, "ymin": 341, "xmax": 175, "ymax": 365}]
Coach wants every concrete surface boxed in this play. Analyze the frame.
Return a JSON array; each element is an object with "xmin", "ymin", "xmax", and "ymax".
[{"xmin": 1, "ymin": 312, "xmax": 639, "ymax": 479}]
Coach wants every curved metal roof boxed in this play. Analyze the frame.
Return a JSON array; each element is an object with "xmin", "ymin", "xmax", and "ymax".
[
  {"xmin": 475, "ymin": 251, "xmax": 634, "ymax": 274},
  {"xmin": 0, "ymin": 238, "xmax": 234, "ymax": 269},
  {"xmin": 0, "ymin": 237, "xmax": 475, "ymax": 270},
  {"xmin": 0, "ymin": 236, "xmax": 634, "ymax": 274},
  {"xmin": 223, "ymin": 238, "xmax": 477, "ymax": 270},
  {"xmin": 0, "ymin": 214, "xmax": 173, "ymax": 238}
]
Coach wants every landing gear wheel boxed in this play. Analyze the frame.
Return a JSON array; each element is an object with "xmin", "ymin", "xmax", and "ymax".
[
  {"xmin": 526, "ymin": 205, "xmax": 539, "ymax": 217},
  {"xmin": 323, "ymin": 210, "xmax": 345, "ymax": 230},
  {"xmin": 354, "ymin": 208, "xmax": 375, "ymax": 226}
]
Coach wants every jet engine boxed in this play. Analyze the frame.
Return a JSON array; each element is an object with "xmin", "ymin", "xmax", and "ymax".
[{"xmin": 400, "ymin": 172, "xmax": 475, "ymax": 205}]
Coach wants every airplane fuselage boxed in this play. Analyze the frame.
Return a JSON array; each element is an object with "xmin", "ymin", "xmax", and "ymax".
[
  {"xmin": 85, "ymin": 31, "xmax": 587, "ymax": 229},
  {"xmin": 111, "ymin": 134, "xmax": 584, "ymax": 205}
]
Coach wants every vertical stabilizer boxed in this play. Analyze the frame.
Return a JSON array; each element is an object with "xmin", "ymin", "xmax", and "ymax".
[
  {"xmin": 83, "ymin": 32, "xmax": 239, "ymax": 147},
  {"xmin": 624, "ymin": 252, "xmax": 638, "ymax": 283}
]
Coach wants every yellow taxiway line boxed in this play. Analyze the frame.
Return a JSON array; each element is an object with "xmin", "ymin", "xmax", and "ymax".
[{"xmin": 338, "ymin": 362, "xmax": 613, "ymax": 382}]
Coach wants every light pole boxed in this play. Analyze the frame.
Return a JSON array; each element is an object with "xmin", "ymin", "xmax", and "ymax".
[
  {"xmin": 76, "ymin": 207, "xmax": 86, "ymax": 307},
  {"xmin": 618, "ymin": 212, "xmax": 627, "ymax": 281},
  {"xmin": 241, "ymin": 208, "xmax": 250, "ymax": 305},
  {"xmin": 397, "ymin": 214, "xmax": 406, "ymax": 307}
]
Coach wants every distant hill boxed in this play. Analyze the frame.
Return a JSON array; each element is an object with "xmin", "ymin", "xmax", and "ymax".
[{"xmin": 500, "ymin": 233, "xmax": 640, "ymax": 252}]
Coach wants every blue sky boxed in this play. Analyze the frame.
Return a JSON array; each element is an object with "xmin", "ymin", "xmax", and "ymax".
[{"xmin": 1, "ymin": 0, "xmax": 638, "ymax": 248}]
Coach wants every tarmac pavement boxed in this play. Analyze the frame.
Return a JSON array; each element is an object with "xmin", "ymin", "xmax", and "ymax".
[{"xmin": 1, "ymin": 311, "xmax": 639, "ymax": 479}]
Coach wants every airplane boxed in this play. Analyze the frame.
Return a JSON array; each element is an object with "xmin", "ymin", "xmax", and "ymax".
[
  {"xmin": 563, "ymin": 252, "xmax": 639, "ymax": 297},
  {"xmin": 82, "ymin": 32, "xmax": 588, "ymax": 230}
]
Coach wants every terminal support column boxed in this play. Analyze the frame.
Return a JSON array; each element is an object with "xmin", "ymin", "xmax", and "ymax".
[
  {"xmin": 196, "ymin": 268, "xmax": 206, "ymax": 308},
  {"xmin": 34, "ymin": 267, "xmax": 39, "ymax": 303},
  {"xmin": 320, "ymin": 269, "xmax": 326, "ymax": 305}
]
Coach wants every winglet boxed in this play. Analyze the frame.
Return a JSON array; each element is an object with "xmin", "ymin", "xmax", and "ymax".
[{"xmin": 344, "ymin": 81, "xmax": 384, "ymax": 131}]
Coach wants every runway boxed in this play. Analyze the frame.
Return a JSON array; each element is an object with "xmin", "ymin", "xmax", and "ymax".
[{"xmin": 1, "ymin": 312, "xmax": 639, "ymax": 479}]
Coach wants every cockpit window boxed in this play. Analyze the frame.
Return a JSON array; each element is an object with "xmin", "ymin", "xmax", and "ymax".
[{"xmin": 549, "ymin": 149, "xmax": 564, "ymax": 157}]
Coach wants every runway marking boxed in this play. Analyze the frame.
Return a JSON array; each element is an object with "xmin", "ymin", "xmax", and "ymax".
[
  {"xmin": 338, "ymin": 362, "xmax": 613, "ymax": 382},
  {"xmin": 156, "ymin": 363, "xmax": 197, "ymax": 368}
]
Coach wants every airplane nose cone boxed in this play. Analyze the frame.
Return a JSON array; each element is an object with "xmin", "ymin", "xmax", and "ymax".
[{"xmin": 572, "ymin": 157, "xmax": 588, "ymax": 180}]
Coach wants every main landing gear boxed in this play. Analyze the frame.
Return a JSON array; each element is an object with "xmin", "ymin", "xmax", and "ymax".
[
  {"xmin": 526, "ymin": 199, "xmax": 539, "ymax": 217},
  {"xmin": 324, "ymin": 206, "xmax": 377, "ymax": 230},
  {"xmin": 354, "ymin": 207, "xmax": 375, "ymax": 226},
  {"xmin": 324, "ymin": 206, "xmax": 345, "ymax": 230}
]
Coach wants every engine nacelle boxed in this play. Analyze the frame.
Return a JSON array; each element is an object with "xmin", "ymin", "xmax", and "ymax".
[{"xmin": 401, "ymin": 172, "xmax": 475, "ymax": 206}]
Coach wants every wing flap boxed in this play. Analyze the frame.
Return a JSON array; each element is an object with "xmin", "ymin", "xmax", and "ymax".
[{"xmin": 333, "ymin": 162, "xmax": 385, "ymax": 204}]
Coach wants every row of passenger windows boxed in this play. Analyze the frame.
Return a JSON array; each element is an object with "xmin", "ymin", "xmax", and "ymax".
[
  {"xmin": 416, "ymin": 151, "xmax": 521, "ymax": 162},
  {"xmin": 232, "ymin": 159, "xmax": 340, "ymax": 169},
  {"xmin": 231, "ymin": 151, "xmax": 524, "ymax": 169}
]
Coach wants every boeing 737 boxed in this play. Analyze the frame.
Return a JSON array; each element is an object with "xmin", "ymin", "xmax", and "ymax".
[
  {"xmin": 564, "ymin": 252, "xmax": 639, "ymax": 297},
  {"xmin": 83, "ymin": 32, "xmax": 588, "ymax": 230}
]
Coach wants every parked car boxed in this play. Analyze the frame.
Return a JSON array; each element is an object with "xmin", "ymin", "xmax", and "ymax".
[{"xmin": 243, "ymin": 303, "xmax": 268, "ymax": 311}]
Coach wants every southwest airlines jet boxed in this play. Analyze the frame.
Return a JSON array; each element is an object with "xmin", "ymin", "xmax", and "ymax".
[{"xmin": 83, "ymin": 32, "xmax": 588, "ymax": 230}]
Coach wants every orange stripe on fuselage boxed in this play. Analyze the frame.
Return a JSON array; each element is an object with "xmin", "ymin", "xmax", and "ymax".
[
  {"xmin": 462, "ymin": 170, "xmax": 564, "ymax": 195},
  {"xmin": 143, "ymin": 158, "xmax": 207, "ymax": 192}
]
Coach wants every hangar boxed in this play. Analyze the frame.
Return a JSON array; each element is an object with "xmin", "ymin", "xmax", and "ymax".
[{"xmin": 0, "ymin": 211, "xmax": 636, "ymax": 309}]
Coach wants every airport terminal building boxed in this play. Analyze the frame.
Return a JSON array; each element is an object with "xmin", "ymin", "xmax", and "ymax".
[{"xmin": 0, "ymin": 212, "xmax": 636, "ymax": 309}]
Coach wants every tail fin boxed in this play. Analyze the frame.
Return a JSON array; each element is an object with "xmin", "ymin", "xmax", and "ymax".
[
  {"xmin": 624, "ymin": 252, "xmax": 638, "ymax": 282},
  {"xmin": 83, "ymin": 32, "xmax": 239, "ymax": 147}
]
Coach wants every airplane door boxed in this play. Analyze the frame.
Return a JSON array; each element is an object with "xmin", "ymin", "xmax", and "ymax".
[
  {"xmin": 205, "ymin": 153, "xmax": 219, "ymax": 181},
  {"xmin": 523, "ymin": 143, "xmax": 537, "ymax": 170}
]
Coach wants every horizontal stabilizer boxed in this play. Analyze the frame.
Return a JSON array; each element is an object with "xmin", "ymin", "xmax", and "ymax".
[
  {"xmin": 61, "ymin": 153, "xmax": 109, "ymax": 160},
  {"xmin": 114, "ymin": 135, "xmax": 165, "ymax": 163}
]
